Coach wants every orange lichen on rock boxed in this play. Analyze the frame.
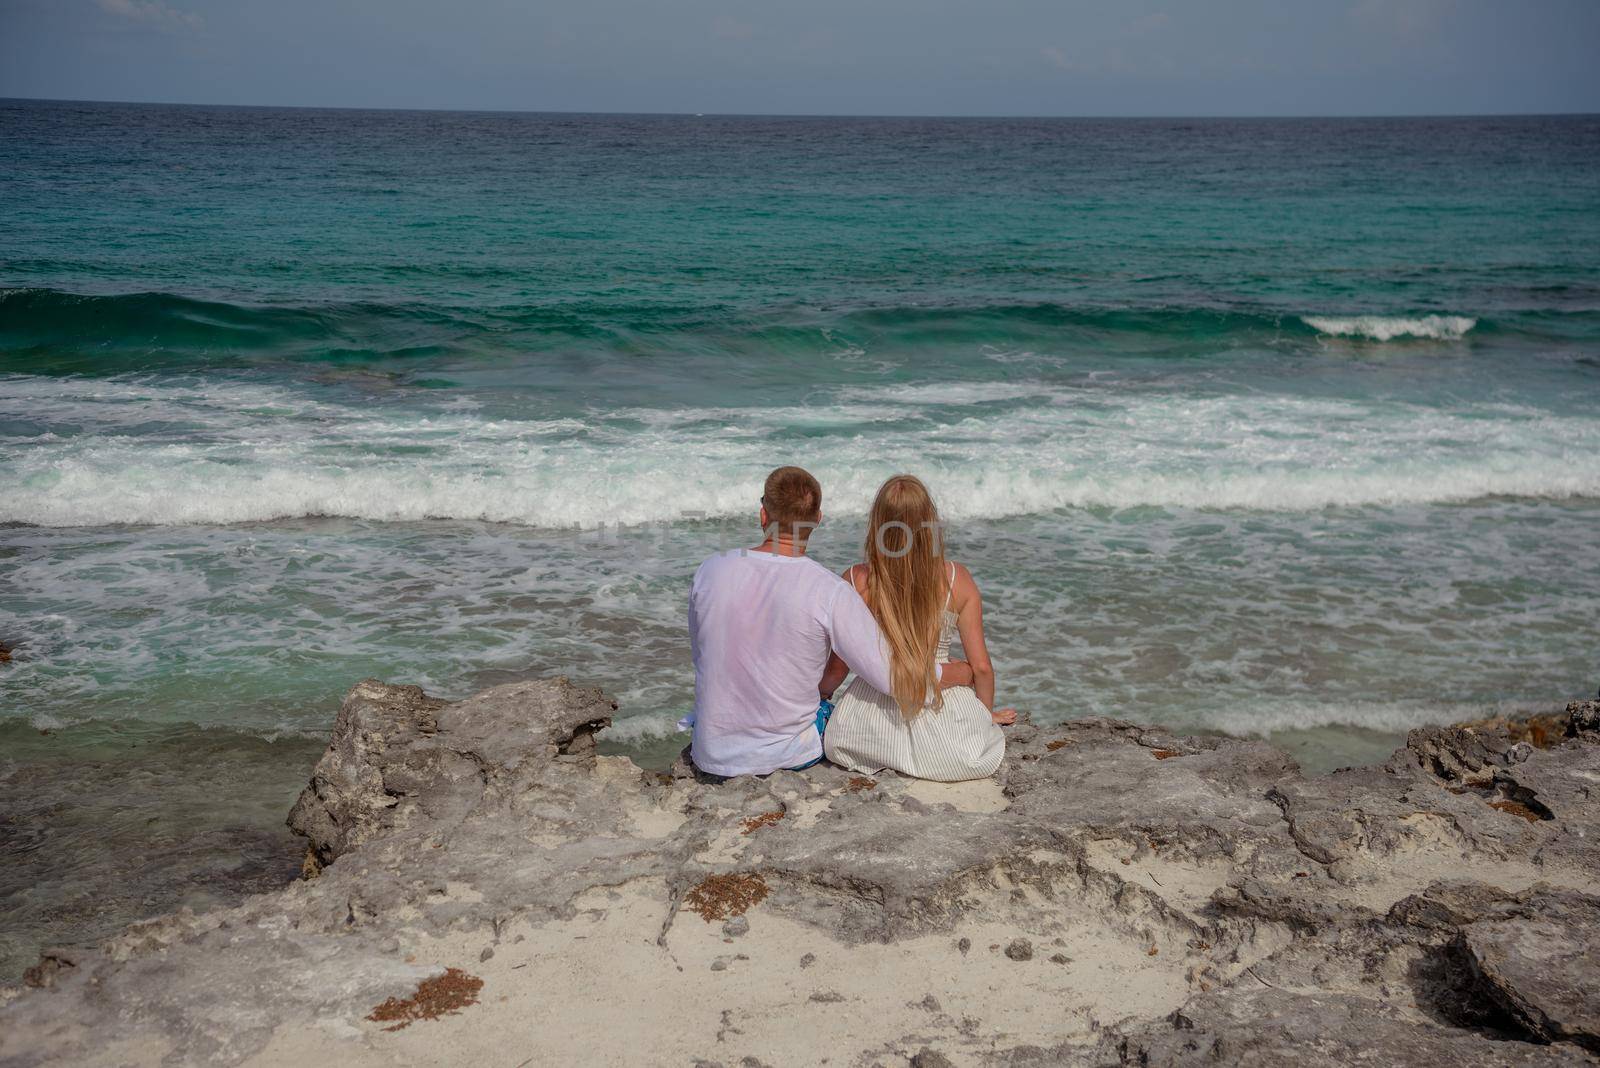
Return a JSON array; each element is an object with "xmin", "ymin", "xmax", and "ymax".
[
  {"xmin": 684, "ymin": 873, "xmax": 769, "ymax": 922},
  {"xmin": 1045, "ymin": 739, "xmax": 1072, "ymax": 752},
  {"xmin": 1150, "ymin": 748, "xmax": 1181, "ymax": 760},
  {"xmin": 367, "ymin": 967, "xmax": 483, "ymax": 1031},
  {"xmin": 844, "ymin": 777, "xmax": 878, "ymax": 793},
  {"xmin": 1462, "ymin": 713, "xmax": 1569, "ymax": 749},
  {"xmin": 1488, "ymin": 799, "xmax": 1544, "ymax": 823},
  {"xmin": 740, "ymin": 810, "xmax": 785, "ymax": 835}
]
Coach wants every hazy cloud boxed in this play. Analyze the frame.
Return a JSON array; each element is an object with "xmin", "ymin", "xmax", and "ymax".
[
  {"xmin": 710, "ymin": 15, "xmax": 754, "ymax": 41},
  {"xmin": 1349, "ymin": 0, "xmax": 1454, "ymax": 42},
  {"xmin": 96, "ymin": 0, "xmax": 201, "ymax": 29},
  {"xmin": 2, "ymin": 0, "xmax": 1594, "ymax": 116},
  {"xmin": 1128, "ymin": 12, "xmax": 1172, "ymax": 35}
]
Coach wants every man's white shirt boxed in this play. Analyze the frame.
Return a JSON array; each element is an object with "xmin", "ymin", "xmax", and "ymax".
[{"xmin": 684, "ymin": 548, "xmax": 899, "ymax": 777}]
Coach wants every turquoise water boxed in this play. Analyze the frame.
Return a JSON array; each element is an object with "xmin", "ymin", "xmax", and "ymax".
[{"xmin": 2, "ymin": 100, "xmax": 1599, "ymax": 976}]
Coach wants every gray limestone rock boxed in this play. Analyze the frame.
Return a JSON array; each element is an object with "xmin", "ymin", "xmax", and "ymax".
[
  {"xmin": 4, "ymin": 678, "xmax": 1598, "ymax": 1067},
  {"xmin": 1455, "ymin": 889, "xmax": 1600, "ymax": 1052},
  {"xmin": 288, "ymin": 676, "xmax": 617, "ymax": 867},
  {"xmin": 1115, "ymin": 987, "xmax": 1595, "ymax": 1067},
  {"xmin": 1569, "ymin": 699, "xmax": 1600, "ymax": 735}
]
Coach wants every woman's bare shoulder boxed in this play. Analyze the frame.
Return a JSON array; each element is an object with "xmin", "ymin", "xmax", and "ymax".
[{"xmin": 949, "ymin": 562, "xmax": 980, "ymax": 607}]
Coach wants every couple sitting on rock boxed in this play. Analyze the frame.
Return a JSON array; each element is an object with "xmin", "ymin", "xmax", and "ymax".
[{"xmin": 683, "ymin": 465, "xmax": 1017, "ymax": 782}]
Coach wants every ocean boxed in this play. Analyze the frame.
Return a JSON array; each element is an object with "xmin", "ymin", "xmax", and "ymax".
[{"xmin": 2, "ymin": 99, "xmax": 1598, "ymax": 977}]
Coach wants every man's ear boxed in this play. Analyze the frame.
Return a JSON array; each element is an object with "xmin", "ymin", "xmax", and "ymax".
[{"xmin": 759, "ymin": 505, "xmax": 770, "ymax": 530}]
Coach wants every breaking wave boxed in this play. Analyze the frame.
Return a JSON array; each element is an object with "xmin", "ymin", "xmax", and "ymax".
[
  {"xmin": 3, "ymin": 375, "xmax": 1595, "ymax": 528},
  {"xmin": 1302, "ymin": 314, "xmax": 1478, "ymax": 341}
]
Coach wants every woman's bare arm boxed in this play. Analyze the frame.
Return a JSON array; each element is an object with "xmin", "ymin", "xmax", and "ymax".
[
  {"xmin": 952, "ymin": 565, "xmax": 995, "ymax": 709},
  {"xmin": 952, "ymin": 564, "xmax": 1015, "ymax": 723}
]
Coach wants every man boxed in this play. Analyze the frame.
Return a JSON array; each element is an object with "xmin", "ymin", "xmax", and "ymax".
[{"xmin": 685, "ymin": 465, "xmax": 972, "ymax": 777}]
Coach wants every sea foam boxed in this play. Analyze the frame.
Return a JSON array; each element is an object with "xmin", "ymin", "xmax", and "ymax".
[
  {"xmin": 3, "ymin": 375, "xmax": 1596, "ymax": 528},
  {"xmin": 1302, "ymin": 315, "xmax": 1478, "ymax": 341}
]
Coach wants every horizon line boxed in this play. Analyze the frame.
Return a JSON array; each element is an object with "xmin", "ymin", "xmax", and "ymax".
[{"xmin": 3, "ymin": 94, "xmax": 1597, "ymax": 122}]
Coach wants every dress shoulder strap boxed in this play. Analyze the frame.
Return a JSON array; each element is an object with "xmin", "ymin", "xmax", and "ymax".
[
  {"xmin": 845, "ymin": 563, "xmax": 867, "ymax": 593},
  {"xmin": 943, "ymin": 562, "xmax": 956, "ymax": 611}
]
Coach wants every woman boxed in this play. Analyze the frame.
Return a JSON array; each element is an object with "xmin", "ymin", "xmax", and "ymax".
[{"xmin": 819, "ymin": 475, "xmax": 1016, "ymax": 781}]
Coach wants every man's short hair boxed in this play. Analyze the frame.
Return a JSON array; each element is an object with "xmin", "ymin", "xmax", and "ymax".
[{"xmin": 762, "ymin": 465, "xmax": 822, "ymax": 531}]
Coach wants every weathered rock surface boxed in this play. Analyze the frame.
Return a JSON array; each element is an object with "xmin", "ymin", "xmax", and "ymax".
[
  {"xmin": 286, "ymin": 676, "xmax": 617, "ymax": 869},
  {"xmin": 1455, "ymin": 890, "xmax": 1600, "ymax": 1053},
  {"xmin": 1, "ymin": 688, "xmax": 1596, "ymax": 1067}
]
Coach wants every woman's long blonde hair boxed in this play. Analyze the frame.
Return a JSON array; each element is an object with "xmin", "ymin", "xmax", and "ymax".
[{"xmin": 860, "ymin": 475, "xmax": 948, "ymax": 719}]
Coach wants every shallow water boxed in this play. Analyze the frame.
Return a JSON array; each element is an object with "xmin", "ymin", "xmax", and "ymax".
[
  {"xmin": 2, "ymin": 102, "xmax": 1598, "ymax": 978},
  {"xmin": 0, "ymin": 719, "xmax": 322, "ymax": 979}
]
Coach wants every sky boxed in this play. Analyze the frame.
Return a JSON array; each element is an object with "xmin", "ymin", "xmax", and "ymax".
[{"xmin": 2, "ymin": 0, "xmax": 1598, "ymax": 117}]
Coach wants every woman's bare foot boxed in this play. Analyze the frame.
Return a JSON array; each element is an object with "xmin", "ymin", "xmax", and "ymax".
[{"xmin": 991, "ymin": 707, "xmax": 1018, "ymax": 726}]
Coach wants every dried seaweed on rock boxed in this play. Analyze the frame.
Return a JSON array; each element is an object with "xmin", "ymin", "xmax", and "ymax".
[
  {"xmin": 684, "ymin": 873, "xmax": 769, "ymax": 923},
  {"xmin": 367, "ymin": 967, "xmax": 483, "ymax": 1031}
]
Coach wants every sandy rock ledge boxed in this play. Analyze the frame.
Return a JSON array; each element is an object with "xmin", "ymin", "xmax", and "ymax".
[{"xmin": 2, "ymin": 681, "xmax": 1598, "ymax": 1067}]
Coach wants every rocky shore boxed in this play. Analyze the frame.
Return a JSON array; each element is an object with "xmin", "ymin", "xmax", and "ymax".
[{"xmin": 2, "ymin": 678, "xmax": 1597, "ymax": 1066}]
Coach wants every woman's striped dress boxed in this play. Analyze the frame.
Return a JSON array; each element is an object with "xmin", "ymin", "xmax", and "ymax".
[{"xmin": 823, "ymin": 564, "xmax": 1006, "ymax": 782}]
